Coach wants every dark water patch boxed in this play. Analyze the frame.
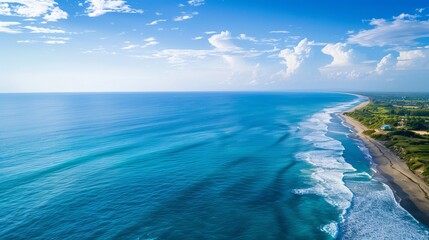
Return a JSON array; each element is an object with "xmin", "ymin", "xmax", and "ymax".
[
  {"xmin": 271, "ymin": 132, "xmax": 291, "ymax": 146},
  {"xmin": 107, "ymin": 139, "xmax": 213, "ymax": 171},
  {"xmin": 223, "ymin": 156, "xmax": 262, "ymax": 168},
  {"xmin": 0, "ymin": 143, "xmax": 143, "ymax": 193},
  {"xmin": 111, "ymin": 173, "xmax": 222, "ymax": 238},
  {"xmin": 252, "ymin": 161, "xmax": 297, "ymax": 204},
  {"xmin": 222, "ymin": 175, "xmax": 260, "ymax": 201}
]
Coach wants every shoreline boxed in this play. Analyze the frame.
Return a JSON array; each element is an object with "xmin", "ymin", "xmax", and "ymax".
[{"xmin": 341, "ymin": 99, "xmax": 429, "ymax": 226}]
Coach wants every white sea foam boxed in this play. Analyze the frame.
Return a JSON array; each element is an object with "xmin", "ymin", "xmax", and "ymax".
[
  {"xmin": 322, "ymin": 221, "xmax": 338, "ymax": 238},
  {"xmin": 343, "ymin": 171, "xmax": 372, "ymax": 181},
  {"xmin": 293, "ymin": 99, "xmax": 361, "ymax": 237},
  {"xmin": 341, "ymin": 181, "xmax": 429, "ymax": 239},
  {"xmin": 339, "ymin": 95, "xmax": 429, "ymax": 239}
]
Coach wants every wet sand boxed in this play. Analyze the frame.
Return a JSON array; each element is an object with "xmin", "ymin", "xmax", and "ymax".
[{"xmin": 341, "ymin": 100, "xmax": 429, "ymax": 226}]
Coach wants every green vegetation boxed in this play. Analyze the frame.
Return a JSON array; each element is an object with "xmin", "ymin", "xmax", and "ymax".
[
  {"xmin": 347, "ymin": 93, "xmax": 429, "ymax": 131},
  {"xmin": 346, "ymin": 93, "xmax": 429, "ymax": 182}
]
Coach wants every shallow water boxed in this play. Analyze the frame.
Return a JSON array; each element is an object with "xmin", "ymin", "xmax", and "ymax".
[{"xmin": 0, "ymin": 92, "xmax": 427, "ymax": 239}]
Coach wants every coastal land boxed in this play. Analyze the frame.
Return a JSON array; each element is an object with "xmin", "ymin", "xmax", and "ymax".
[{"xmin": 341, "ymin": 97, "xmax": 429, "ymax": 226}]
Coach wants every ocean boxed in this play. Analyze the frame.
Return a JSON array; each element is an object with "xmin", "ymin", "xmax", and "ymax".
[{"xmin": 0, "ymin": 92, "xmax": 428, "ymax": 239}]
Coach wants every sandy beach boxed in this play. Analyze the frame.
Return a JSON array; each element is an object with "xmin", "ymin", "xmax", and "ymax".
[{"xmin": 341, "ymin": 100, "xmax": 429, "ymax": 226}]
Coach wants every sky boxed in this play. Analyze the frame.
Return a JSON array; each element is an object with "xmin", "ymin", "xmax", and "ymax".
[{"xmin": 0, "ymin": 0, "xmax": 429, "ymax": 92}]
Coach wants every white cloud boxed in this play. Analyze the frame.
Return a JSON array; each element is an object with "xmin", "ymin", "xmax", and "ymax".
[
  {"xmin": 151, "ymin": 48, "xmax": 211, "ymax": 64},
  {"xmin": 375, "ymin": 53, "xmax": 396, "ymax": 74},
  {"xmin": 0, "ymin": 3, "xmax": 11, "ymax": 15},
  {"xmin": 269, "ymin": 30, "xmax": 289, "ymax": 34},
  {"xmin": 86, "ymin": 0, "xmax": 143, "ymax": 17},
  {"xmin": 372, "ymin": 49, "xmax": 429, "ymax": 75},
  {"xmin": 174, "ymin": 15, "xmax": 192, "ymax": 21},
  {"xmin": 208, "ymin": 31, "xmax": 240, "ymax": 51},
  {"xmin": 173, "ymin": 12, "xmax": 198, "ymax": 21},
  {"xmin": 23, "ymin": 26, "xmax": 65, "ymax": 34},
  {"xmin": 43, "ymin": 6, "xmax": 67, "ymax": 21},
  {"xmin": 149, "ymin": 31, "xmax": 275, "ymax": 66},
  {"xmin": 278, "ymin": 38, "xmax": 312, "ymax": 77},
  {"xmin": 188, "ymin": 0, "xmax": 204, "ymax": 6},
  {"xmin": 319, "ymin": 43, "xmax": 371, "ymax": 80},
  {"xmin": 122, "ymin": 44, "xmax": 138, "ymax": 50},
  {"xmin": 122, "ymin": 37, "xmax": 159, "ymax": 50},
  {"xmin": 17, "ymin": 39, "xmax": 34, "ymax": 43},
  {"xmin": 0, "ymin": 21, "xmax": 20, "ymax": 33},
  {"xmin": 348, "ymin": 13, "xmax": 429, "ymax": 47},
  {"xmin": 205, "ymin": 31, "xmax": 216, "ymax": 35},
  {"xmin": 193, "ymin": 36, "xmax": 203, "ymax": 40},
  {"xmin": 146, "ymin": 19, "xmax": 166, "ymax": 25},
  {"xmin": 321, "ymin": 43, "xmax": 353, "ymax": 67},
  {"xmin": 237, "ymin": 33, "xmax": 257, "ymax": 42},
  {"xmin": 0, "ymin": 0, "xmax": 67, "ymax": 21},
  {"xmin": 396, "ymin": 49, "xmax": 428, "ymax": 69},
  {"xmin": 44, "ymin": 40, "xmax": 66, "ymax": 44},
  {"xmin": 42, "ymin": 35, "xmax": 70, "ymax": 40}
]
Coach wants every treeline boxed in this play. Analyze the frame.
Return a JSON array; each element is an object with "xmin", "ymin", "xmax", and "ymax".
[
  {"xmin": 346, "ymin": 102, "xmax": 429, "ymax": 131},
  {"xmin": 388, "ymin": 108, "xmax": 429, "ymax": 117},
  {"xmin": 368, "ymin": 130, "xmax": 429, "ymax": 180}
]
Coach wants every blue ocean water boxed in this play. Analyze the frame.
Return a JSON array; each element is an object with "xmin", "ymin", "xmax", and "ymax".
[{"xmin": 0, "ymin": 92, "xmax": 428, "ymax": 239}]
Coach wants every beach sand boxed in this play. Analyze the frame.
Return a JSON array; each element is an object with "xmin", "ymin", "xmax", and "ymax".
[{"xmin": 341, "ymin": 100, "xmax": 429, "ymax": 226}]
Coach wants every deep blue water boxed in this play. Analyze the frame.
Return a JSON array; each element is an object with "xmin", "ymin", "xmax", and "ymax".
[{"xmin": 0, "ymin": 92, "xmax": 428, "ymax": 239}]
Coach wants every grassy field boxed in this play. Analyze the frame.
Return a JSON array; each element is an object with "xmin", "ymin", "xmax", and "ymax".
[{"xmin": 346, "ymin": 93, "xmax": 429, "ymax": 182}]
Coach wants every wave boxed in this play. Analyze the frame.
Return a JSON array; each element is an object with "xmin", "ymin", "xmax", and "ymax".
[
  {"xmin": 340, "ymin": 181, "xmax": 429, "ymax": 239},
  {"xmin": 293, "ymin": 99, "xmax": 362, "ymax": 238},
  {"xmin": 339, "ymin": 99, "xmax": 429, "ymax": 239}
]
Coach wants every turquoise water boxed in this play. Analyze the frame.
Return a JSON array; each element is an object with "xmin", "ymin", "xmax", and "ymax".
[{"xmin": 0, "ymin": 92, "xmax": 428, "ymax": 239}]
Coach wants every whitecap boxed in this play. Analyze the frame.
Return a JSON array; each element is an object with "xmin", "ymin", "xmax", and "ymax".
[
  {"xmin": 293, "ymin": 98, "xmax": 363, "ymax": 237},
  {"xmin": 322, "ymin": 221, "xmax": 338, "ymax": 239}
]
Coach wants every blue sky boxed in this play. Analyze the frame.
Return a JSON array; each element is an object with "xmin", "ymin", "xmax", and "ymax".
[{"xmin": 0, "ymin": 0, "xmax": 429, "ymax": 92}]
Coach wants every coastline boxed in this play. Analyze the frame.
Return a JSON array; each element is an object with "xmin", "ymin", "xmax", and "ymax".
[{"xmin": 341, "ymin": 99, "xmax": 429, "ymax": 226}]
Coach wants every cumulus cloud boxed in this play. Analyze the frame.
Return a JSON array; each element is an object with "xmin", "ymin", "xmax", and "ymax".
[
  {"xmin": 0, "ymin": 21, "xmax": 20, "ymax": 33},
  {"xmin": 0, "ymin": 3, "xmax": 11, "ymax": 15},
  {"xmin": 396, "ymin": 49, "xmax": 428, "ymax": 69},
  {"xmin": 188, "ymin": 0, "xmax": 204, "ymax": 6},
  {"xmin": 278, "ymin": 38, "xmax": 312, "ymax": 77},
  {"xmin": 321, "ymin": 43, "xmax": 353, "ymax": 67},
  {"xmin": 43, "ymin": 6, "xmax": 67, "ymax": 21},
  {"xmin": 348, "ymin": 13, "xmax": 429, "ymax": 47},
  {"xmin": 373, "ymin": 49, "xmax": 429, "ymax": 74},
  {"xmin": 86, "ymin": 0, "xmax": 143, "ymax": 17},
  {"xmin": 319, "ymin": 42, "xmax": 371, "ymax": 79},
  {"xmin": 375, "ymin": 53, "xmax": 397, "ymax": 74},
  {"xmin": 0, "ymin": 0, "xmax": 67, "ymax": 21},
  {"xmin": 208, "ymin": 31, "xmax": 240, "ymax": 51},
  {"xmin": 23, "ymin": 26, "xmax": 65, "ymax": 34}
]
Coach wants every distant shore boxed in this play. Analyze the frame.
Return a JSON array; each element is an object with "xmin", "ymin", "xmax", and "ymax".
[{"xmin": 341, "ymin": 99, "xmax": 429, "ymax": 226}]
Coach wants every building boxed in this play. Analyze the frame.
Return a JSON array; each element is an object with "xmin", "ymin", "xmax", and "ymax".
[{"xmin": 380, "ymin": 125, "xmax": 392, "ymax": 130}]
